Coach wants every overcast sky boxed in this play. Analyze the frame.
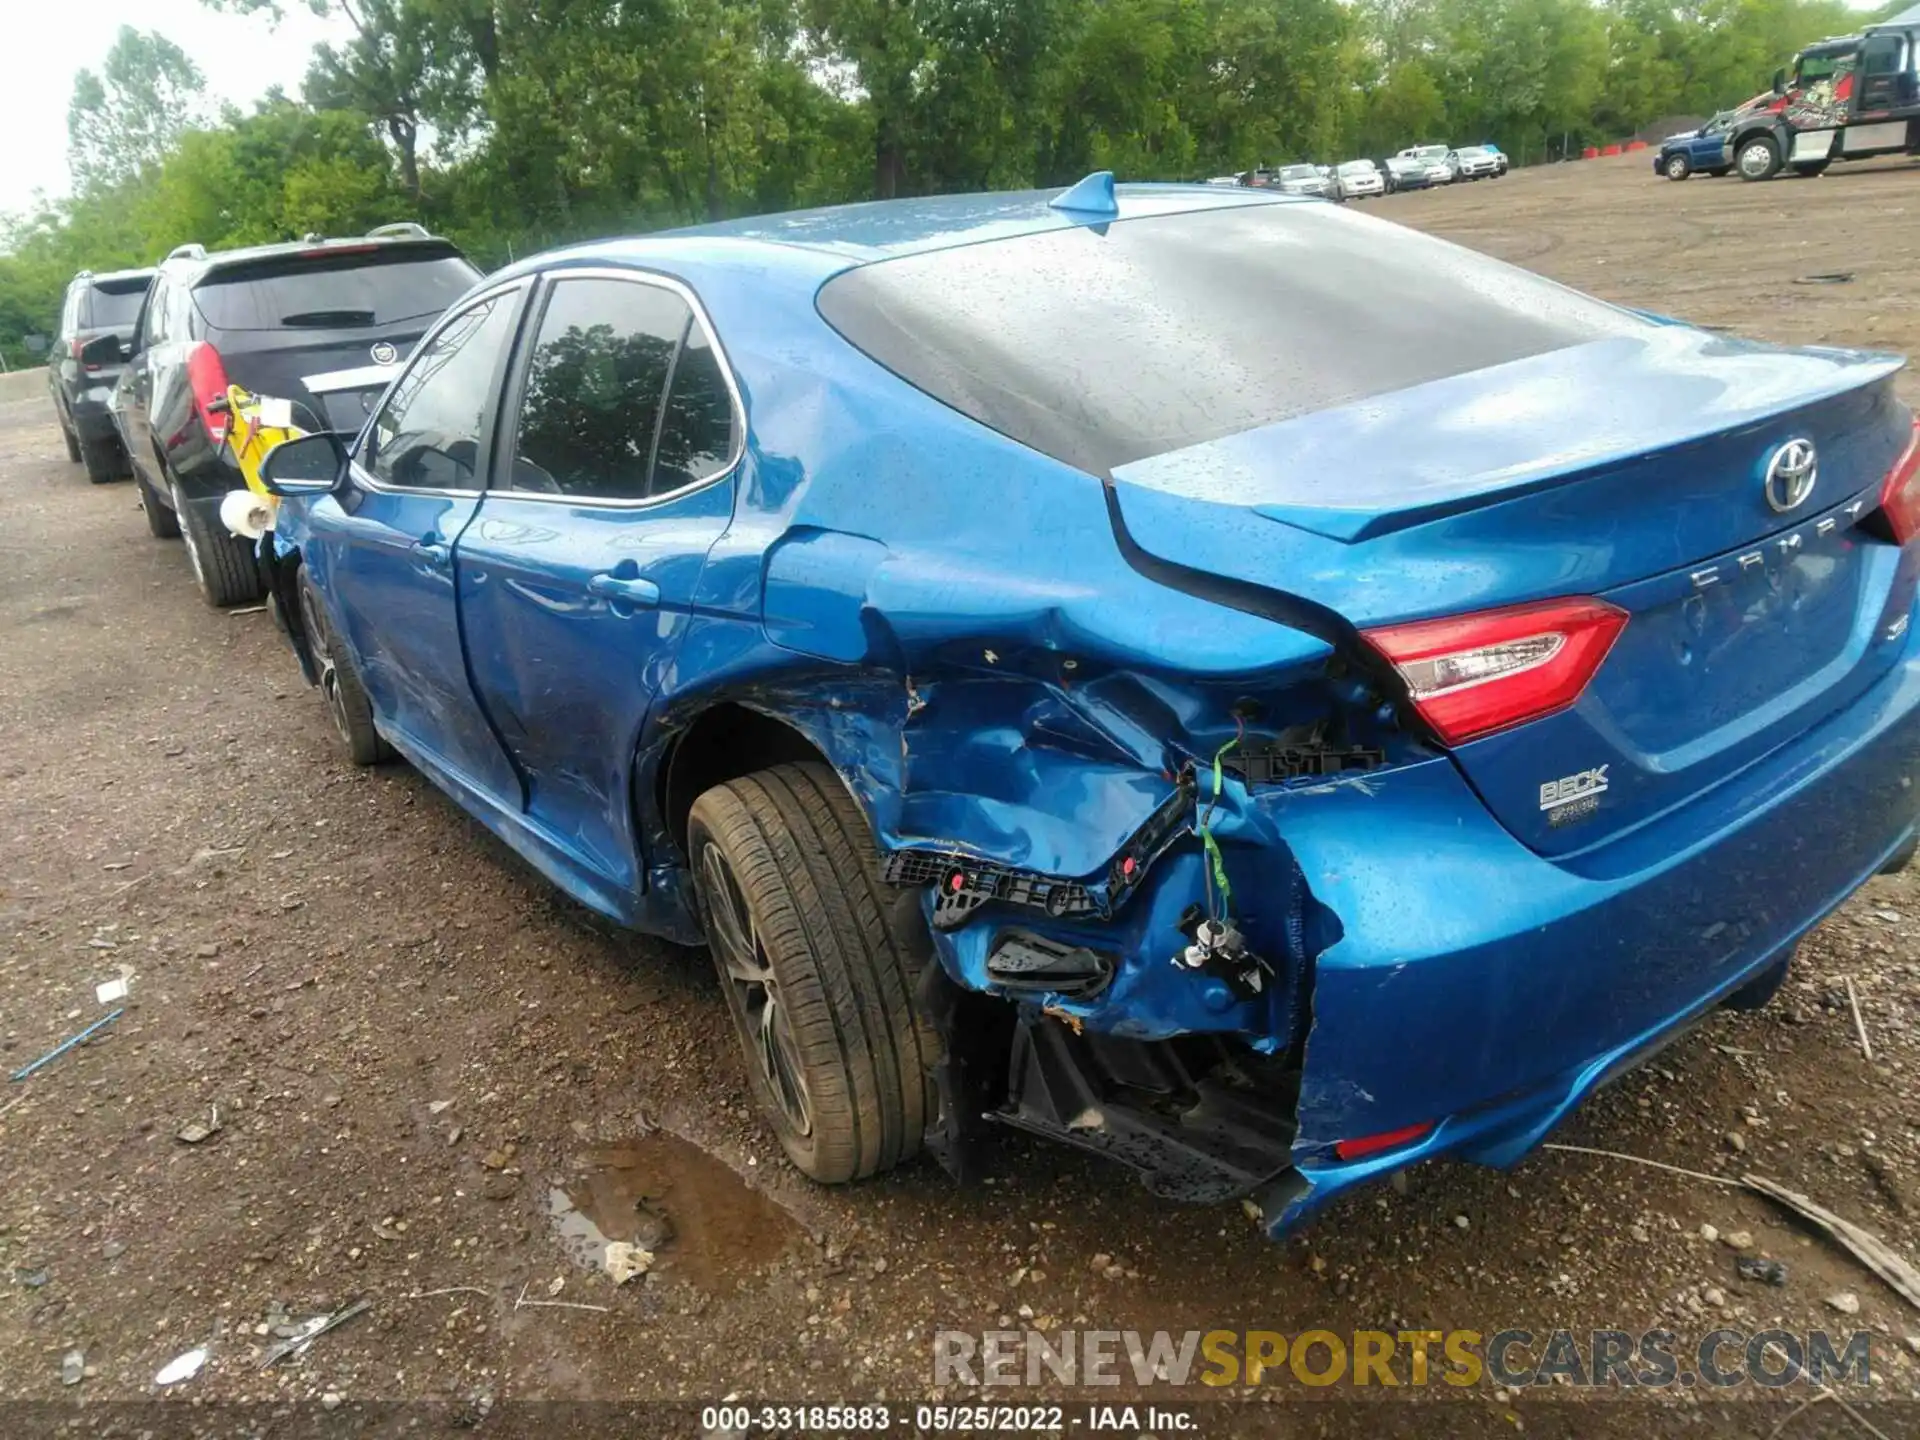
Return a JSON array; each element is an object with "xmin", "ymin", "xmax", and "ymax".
[{"xmin": 2, "ymin": 0, "xmax": 352, "ymax": 219}]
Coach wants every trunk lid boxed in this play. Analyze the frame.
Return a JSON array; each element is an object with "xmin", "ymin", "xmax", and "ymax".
[
  {"xmin": 214, "ymin": 326, "xmax": 421, "ymax": 434},
  {"xmin": 1108, "ymin": 328, "xmax": 1915, "ymax": 853}
]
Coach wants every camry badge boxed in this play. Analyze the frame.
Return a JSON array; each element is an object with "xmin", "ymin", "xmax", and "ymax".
[
  {"xmin": 370, "ymin": 341, "xmax": 399, "ymax": 366},
  {"xmin": 1763, "ymin": 438, "xmax": 1818, "ymax": 514}
]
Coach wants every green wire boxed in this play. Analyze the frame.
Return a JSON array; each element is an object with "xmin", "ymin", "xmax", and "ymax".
[{"xmin": 1197, "ymin": 733, "xmax": 1238, "ymax": 912}]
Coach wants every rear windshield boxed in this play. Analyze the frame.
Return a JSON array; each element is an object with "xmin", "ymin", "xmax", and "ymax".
[
  {"xmin": 816, "ymin": 202, "xmax": 1645, "ymax": 476},
  {"xmin": 193, "ymin": 247, "xmax": 480, "ymax": 332},
  {"xmin": 85, "ymin": 279, "xmax": 150, "ymax": 329}
]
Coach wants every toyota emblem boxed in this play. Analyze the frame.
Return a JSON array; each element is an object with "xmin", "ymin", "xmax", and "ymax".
[
  {"xmin": 370, "ymin": 341, "xmax": 399, "ymax": 366},
  {"xmin": 1763, "ymin": 438, "xmax": 1818, "ymax": 514}
]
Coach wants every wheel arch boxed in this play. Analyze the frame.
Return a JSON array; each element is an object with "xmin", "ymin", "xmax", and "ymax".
[{"xmin": 653, "ymin": 699, "xmax": 870, "ymax": 864}]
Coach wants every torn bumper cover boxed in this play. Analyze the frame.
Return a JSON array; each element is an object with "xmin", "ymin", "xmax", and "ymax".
[{"xmin": 885, "ymin": 650, "xmax": 1920, "ymax": 1238}]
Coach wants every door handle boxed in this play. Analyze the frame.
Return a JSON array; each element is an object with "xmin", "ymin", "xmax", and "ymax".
[
  {"xmin": 411, "ymin": 540, "xmax": 451, "ymax": 569},
  {"xmin": 587, "ymin": 572, "xmax": 660, "ymax": 608}
]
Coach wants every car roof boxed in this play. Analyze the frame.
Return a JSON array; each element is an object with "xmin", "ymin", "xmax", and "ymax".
[
  {"xmin": 649, "ymin": 182, "xmax": 1294, "ymax": 263},
  {"xmin": 72, "ymin": 267, "xmax": 156, "ymax": 288},
  {"xmin": 161, "ymin": 233, "xmax": 462, "ymax": 284}
]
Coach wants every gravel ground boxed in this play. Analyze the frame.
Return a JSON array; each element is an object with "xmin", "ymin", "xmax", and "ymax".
[{"xmin": 4, "ymin": 152, "xmax": 1920, "ymax": 1439}]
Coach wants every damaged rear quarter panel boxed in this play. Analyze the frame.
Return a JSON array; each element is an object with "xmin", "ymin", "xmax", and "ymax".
[{"xmin": 646, "ymin": 285, "xmax": 1368, "ymax": 1055}]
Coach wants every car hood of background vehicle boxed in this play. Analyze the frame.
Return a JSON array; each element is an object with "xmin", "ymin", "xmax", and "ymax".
[{"xmin": 1107, "ymin": 325, "xmax": 1906, "ymax": 625}]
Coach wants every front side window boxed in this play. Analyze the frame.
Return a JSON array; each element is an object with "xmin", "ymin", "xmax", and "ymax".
[
  {"xmin": 365, "ymin": 293, "xmax": 518, "ymax": 491},
  {"xmin": 508, "ymin": 276, "xmax": 732, "ymax": 502}
]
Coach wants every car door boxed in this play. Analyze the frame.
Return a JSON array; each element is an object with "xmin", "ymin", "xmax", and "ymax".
[
  {"xmin": 302, "ymin": 282, "xmax": 529, "ymax": 806},
  {"xmin": 115, "ymin": 276, "xmax": 166, "ymax": 477},
  {"xmin": 454, "ymin": 269, "xmax": 742, "ymax": 896}
]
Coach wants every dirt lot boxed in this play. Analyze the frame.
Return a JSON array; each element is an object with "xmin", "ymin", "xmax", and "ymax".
[{"xmin": 4, "ymin": 153, "xmax": 1920, "ymax": 1439}]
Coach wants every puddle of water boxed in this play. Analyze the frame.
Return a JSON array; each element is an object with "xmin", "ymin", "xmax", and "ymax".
[{"xmin": 548, "ymin": 1132, "xmax": 800, "ymax": 1292}]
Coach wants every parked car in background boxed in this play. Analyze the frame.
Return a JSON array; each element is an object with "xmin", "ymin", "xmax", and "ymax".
[
  {"xmin": 1656, "ymin": 113, "xmax": 1736, "ymax": 180},
  {"xmin": 1451, "ymin": 145, "xmax": 1503, "ymax": 180},
  {"xmin": 47, "ymin": 267, "xmax": 153, "ymax": 483},
  {"xmin": 251, "ymin": 173, "xmax": 1920, "ymax": 1240},
  {"xmin": 1481, "ymin": 143, "xmax": 1511, "ymax": 174},
  {"xmin": 100, "ymin": 224, "xmax": 480, "ymax": 606},
  {"xmin": 1380, "ymin": 155, "xmax": 1435, "ymax": 191},
  {"xmin": 1270, "ymin": 163, "xmax": 1335, "ymax": 198},
  {"xmin": 1397, "ymin": 143, "xmax": 1458, "ymax": 183},
  {"xmin": 1334, "ymin": 159, "xmax": 1386, "ymax": 199}
]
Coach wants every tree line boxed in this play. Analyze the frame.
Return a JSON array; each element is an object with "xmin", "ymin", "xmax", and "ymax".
[{"xmin": 0, "ymin": 0, "xmax": 1896, "ymax": 359}]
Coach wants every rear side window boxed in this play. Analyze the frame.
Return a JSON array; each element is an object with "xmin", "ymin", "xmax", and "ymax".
[
  {"xmin": 193, "ymin": 247, "xmax": 479, "ymax": 331},
  {"xmin": 651, "ymin": 327, "xmax": 736, "ymax": 492},
  {"xmin": 507, "ymin": 276, "xmax": 736, "ymax": 502},
  {"xmin": 84, "ymin": 279, "xmax": 149, "ymax": 330},
  {"xmin": 817, "ymin": 202, "xmax": 1645, "ymax": 476}
]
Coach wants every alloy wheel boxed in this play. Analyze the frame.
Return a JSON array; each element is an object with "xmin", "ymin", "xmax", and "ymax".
[
  {"xmin": 699, "ymin": 840, "xmax": 813, "ymax": 1138},
  {"xmin": 175, "ymin": 483, "xmax": 208, "ymax": 596},
  {"xmin": 298, "ymin": 581, "xmax": 355, "ymax": 747}
]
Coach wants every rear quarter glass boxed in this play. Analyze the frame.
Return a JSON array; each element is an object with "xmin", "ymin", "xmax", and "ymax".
[{"xmin": 816, "ymin": 202, "xmax": 1647, "ymax": 477}]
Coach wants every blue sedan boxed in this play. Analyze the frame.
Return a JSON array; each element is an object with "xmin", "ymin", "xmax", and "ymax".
[{"xmin": 256, "ymin": 173, "xmax": 1920, "ymax": 1234}]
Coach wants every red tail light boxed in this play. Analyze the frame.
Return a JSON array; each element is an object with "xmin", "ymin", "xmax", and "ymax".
[
  {"xmin": 1876, "ymin": 420, "xmax": 1920, "ymax": 546},
  {"xmin": 70, "ymin": 336, "xmax": 103, "ymax": 374},
  {"xmin": 184, "ymin": 342, "xmax": 231, "ymax": 447},
  {"xmin": 1364, "ymin": 597, "xmax": 1629, "ymax": 747},
  {"xmin": 1334, "ymin": 1121, "xmax": 1434, "ymax": 1161}
]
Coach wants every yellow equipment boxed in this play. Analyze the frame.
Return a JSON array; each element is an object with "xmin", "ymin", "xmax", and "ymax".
[{"xmin": 218, "ymin": 384, "xmax": 304, "ymax": 540}]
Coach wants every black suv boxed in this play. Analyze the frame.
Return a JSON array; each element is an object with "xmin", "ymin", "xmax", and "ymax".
[
  {"xmin": 48, "ymin": 267, "xmax": 154, "ymax": 483},
  {"xmin": 96, "ymin": 225, "xmax": 481, "ymax": 606}
]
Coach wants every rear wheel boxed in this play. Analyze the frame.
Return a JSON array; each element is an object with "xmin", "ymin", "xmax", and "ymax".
[
  {"xmin": 297, "ymin": 566, "xmax": 390, "ymax": 766},
  {"xmin": 1736, "ymin": 135, "xmax": 1781, "ymax": 181},
  {"xmin": 688, "ymin": 762, "xmax": 935, "ymax": 1184},
  {"xmin": 79, "ymin": 432, "xmax": 121, "ymax": 484},
  {"xmin": 1791, "ymin": 161, "xmax": 1830, "ymax": 178},
  {"xmin": 137, "ymin": 467, "xmax": 180, "ymax": 538},
  {"xmin": 176, "ymin": 482, "xmax": 266, "ymax": 607},
  {"xmin": 1664, "ymin": 153, "xmax": 1692, "ymax": 181}
]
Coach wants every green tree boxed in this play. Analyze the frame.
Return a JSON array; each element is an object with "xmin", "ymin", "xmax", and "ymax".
[{"xmin": 68, "ymin": 28, "xmax": 210, "ymax": 190}]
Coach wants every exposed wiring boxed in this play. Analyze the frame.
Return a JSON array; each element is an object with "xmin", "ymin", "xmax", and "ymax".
[{"xmin": 1197, "ymin": 715, "xmax": 1244, "ymax": 922}]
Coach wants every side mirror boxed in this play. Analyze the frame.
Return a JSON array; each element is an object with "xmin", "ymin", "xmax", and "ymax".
[
  {"xmin": 78, "ymin": 333, "xmax": 125, "ymax": 368},
  {"xmin": 259, "ymin": 432, "xmax": 348, "ymax": 496},
  {"xmin": 1773, "ymin": 68, "xmax": 1788, "ymax": 96}
]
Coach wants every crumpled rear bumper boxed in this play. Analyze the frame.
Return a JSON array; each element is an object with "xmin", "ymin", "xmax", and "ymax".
[{"xmin": 1264, "ymin": 646, "xmax": 1920, "ymax": 1233}]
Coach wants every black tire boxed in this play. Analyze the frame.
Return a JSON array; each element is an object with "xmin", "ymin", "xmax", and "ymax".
[
  {"xmin": 61, "ymin": 416, "xmax": 81, "ymax": 463},
  {"xmin": 1708, "ymin": 166, "xmax": 1731, "ymax": 177},
  {"xmin": 137, "ymin": 468, "xmax": 181, "ymax": 538},
  {"xmin": 688, "ymin": 762, "xmax": 935, "ymax": 1184},
  {"xmin": 1736, "ymin": 134, "xmax": 1781, "ymax": 181},
  {"xmin": 1664, "ymin": 153, "xmax": 1692, "ymax": 182},
  {"xmin": 79, "ymin": 431, "xmax": 121, "ymax": 484},
  {"xmin": 176, "ymin": 484, "xmax": 266, "ymax": 608},
  {"xmin": 1791, "ymin": 161, "xmax": 1830, "ymax": 178},
  {"xmin": 296, "ymin": 566, "xmax": 390, "ymax": 766}
]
